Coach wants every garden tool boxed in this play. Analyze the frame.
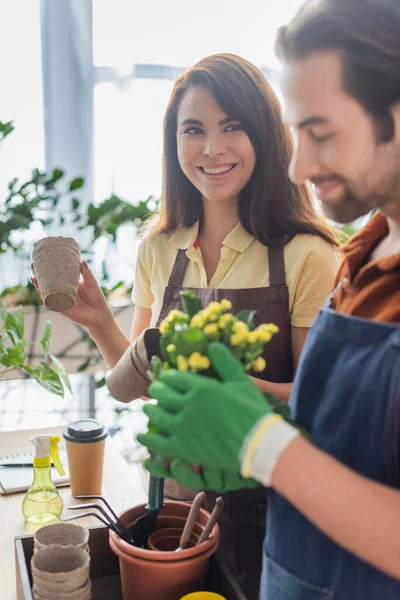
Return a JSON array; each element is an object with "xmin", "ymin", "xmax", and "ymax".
[
  {"xmin": 197, "ymin": 496, "xmax": 224, "ymax": 545},
  {"xmin": 133, "ymin": 475, "xmax": 164, "ymax": 548},
  {"xmin": 74, "ymin": 494, "xmax": 133, "ymax": 543},
  {"xmin": 63, "ymin": 511, "xmax": 123, "ymax": 538},
  {"xmin": 176, "ymin": 491, "xmax": 206, "ymax": 552},
  {"xmin": 68, "ymin": 501, "xmax": 133, "ymax": 544}
]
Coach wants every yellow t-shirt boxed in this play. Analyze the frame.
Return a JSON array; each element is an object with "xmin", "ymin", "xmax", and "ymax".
[{"xmin": 132, "ymin": 222, "xmax": 341, "ymax": 328}]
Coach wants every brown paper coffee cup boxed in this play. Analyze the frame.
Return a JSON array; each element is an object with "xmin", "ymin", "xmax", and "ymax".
[
  {"xmin": 63, "ymin": 419, "xmax": 108, "ymax": 496},
  {"xmin": 32, "ymin": 236, "xmax": 81, "ymax": 312}
]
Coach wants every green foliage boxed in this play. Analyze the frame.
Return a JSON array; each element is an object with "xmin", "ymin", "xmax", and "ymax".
[
  {"xmin": 0, "ymin": 303, "xmax": 71, "ymax": 398},
  {"xmin": 81, "ymin": 195, "xmax": 155, "ymax": 242},
  {"xmin": 236, "ymin": 310, "xmax": 256, "ymax": 330},
  {"xmin": 0, "ymin": 166, "xmax": 81, "ymax": 253},
  {"xmin": 0, "ymin": 120, "xmax": 15, "ymax": 142},
  {"xmin": 0, "ymin": 121, "xmax": 156, "ymax": 308},
  {"xmin": 180, "ymin": 290, "xmax": 204, "ymax": 319}
]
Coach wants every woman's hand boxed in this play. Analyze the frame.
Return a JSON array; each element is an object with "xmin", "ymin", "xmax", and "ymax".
[
  {"xmin": 31, "ymin": 259, "xmax": 114, "ymax": 332},
  {"xmin": 250, "ymin": 376, "xmax": 292, "ymax": 403}
]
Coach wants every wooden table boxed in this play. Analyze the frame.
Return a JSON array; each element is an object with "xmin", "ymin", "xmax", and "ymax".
[{"xmin": 0, "ymin": 426, "xmax": 147, "ymax": 600}]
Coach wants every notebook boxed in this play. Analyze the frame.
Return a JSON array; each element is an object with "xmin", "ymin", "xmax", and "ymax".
[{"xmin": 0, "ymin": 449, "xmax": 70, "ymax": 495}]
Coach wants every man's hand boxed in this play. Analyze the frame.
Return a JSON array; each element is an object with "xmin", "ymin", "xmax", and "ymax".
[
  {"xmin": 145, "ymin": 455, "xmax": 260, "ymax": 493},
  {"xmin": 137, "ymin": 342, "xmax": 272, "ymax": 473}
]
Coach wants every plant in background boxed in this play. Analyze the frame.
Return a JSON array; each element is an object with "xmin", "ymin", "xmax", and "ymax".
[
  {"xmin": 0, "ymin": 303, "xmax": 71, "ymax": 397},
  {"xmin": 152, "ymin": 290, "xmax": 279, "ymax": 380},
  {"xmin": 0, "ymin": 119, "xmax": 157, "ymax": 302}
]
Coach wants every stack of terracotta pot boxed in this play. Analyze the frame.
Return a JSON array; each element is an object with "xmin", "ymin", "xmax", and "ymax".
[{"xmin": 109, "ymin": 501, "xmax": 220, "ymax": 600}]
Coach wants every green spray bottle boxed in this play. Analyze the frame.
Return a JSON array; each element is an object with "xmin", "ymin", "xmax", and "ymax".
[{"xmin": 22, "ymin": 435, "xmax": 65, "ymax": 525}]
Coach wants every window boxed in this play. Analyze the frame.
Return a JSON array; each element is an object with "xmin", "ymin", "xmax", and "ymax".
[{"xmin": 0, "ymin": 0, "xmax": 44, "ymax": 289}]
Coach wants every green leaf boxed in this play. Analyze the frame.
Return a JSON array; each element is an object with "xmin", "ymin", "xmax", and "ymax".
[
  {"xmin": 95, "ymin": 377, "xmax": 106, "ymax": 389},
  {"xmin": 49, "ymin": 354, "xmax": 72, "ymax": 394},
  {"xmin": 52, "ymin": 168, "xmax": 64, "ymax": 183},
  {"xmin": 36, "ymin": 362, "xmax": 65, "ymax": 397},
  {"xmin": 0, "ymin": 337, "xmax": 11, "ymax": 367},
  {"xmin": 0, "ymin": 120, "xmax": 15, "ymax": 142},
  {"xmin": 71, "ymin": 197, "xmax": 80, "ymax": 210},
  {"xmin": 22, "ymin": 365, "xmax": 40, "ymax": 378},
  {"xmin": 6, "ymin": 342, "xmax": 26, "ymax": 366},
  {"xmin": 150, "ymin": 355, "xmax": 163, "ymax": 380},
  {"xmin": 77, "ymin": 358, "xmax": 92, "ymax": 372},
  {"xmin": 13, "ymin": 306, "xmax": 24, "ymax": 339},
  {"xmin": 69, "ymin": 177, "xmax": 84, "ymax": 191},
  {"xmin": 173, "ymin": 328, "xmax": 208, "ymax": 357},
  {"xmin": 179, "ymin": 290, "xmax": 204, "ymax": 319},
  {"xmin": 40, "ymin": 322, "xmax": 52, "ymax": 355},
  {"xmin": 2, "ymin": 303, "xmax": 20, "ymax": 344},
  {"xmin": 236, "ymin": 310, "xmax": 257, "ymax": 330}
]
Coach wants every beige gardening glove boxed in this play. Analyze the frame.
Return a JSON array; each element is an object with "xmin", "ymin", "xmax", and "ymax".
[{"xmin": 106, "ymin": 328, "xmax": 162, "ymax": 402}]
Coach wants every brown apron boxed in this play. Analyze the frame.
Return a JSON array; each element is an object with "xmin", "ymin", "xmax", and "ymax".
[{"xmin": 155, "ymin": 244, "xmax": 292, "ymax": 599}]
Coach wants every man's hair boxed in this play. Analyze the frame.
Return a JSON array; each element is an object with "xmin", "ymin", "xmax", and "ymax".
[{"xmin": 276, "ymin": 0, "xmax": 400, "ymax": 141}]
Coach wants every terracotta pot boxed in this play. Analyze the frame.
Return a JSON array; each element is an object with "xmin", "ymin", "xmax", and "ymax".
[
  {"xmin": 147, "ymin": 527, "xmax": 200, "ymax": 552},
  {"xmin": 109, "ymin": 501, "xmax": 220, "ymax": 600}
]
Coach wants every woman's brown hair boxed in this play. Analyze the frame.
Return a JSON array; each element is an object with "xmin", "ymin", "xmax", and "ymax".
[{"xmin": 146, "ymin": 53, "xmax": 338, "ymax": 247}]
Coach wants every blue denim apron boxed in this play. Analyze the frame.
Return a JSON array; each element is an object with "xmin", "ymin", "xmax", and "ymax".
[{"xmin": 262, "ymin": 297, "xmax": 400, "ymax": 599}]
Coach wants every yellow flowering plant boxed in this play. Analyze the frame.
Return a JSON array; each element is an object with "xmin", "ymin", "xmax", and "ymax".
[
  {"xmin": 151, "ymin": 290, "xmax": 279, "ymax": 381},
  {"xmin": 149, "ymin": 290, "xmax": 308, "ymax": 456}
]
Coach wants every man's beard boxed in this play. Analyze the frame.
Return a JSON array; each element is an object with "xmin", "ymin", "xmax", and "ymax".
[{"xmin": 320, "ymin": 189, "xmax": 375, "ymax": 224}]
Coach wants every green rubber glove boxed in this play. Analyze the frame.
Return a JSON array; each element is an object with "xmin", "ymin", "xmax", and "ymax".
[
  {"xmin": 145, "ymin": 456, "xmax": 260, "ymax": 493},
  {"xmin": 137, "ymin": 342, "xmax": 272, "ymax": 474}
]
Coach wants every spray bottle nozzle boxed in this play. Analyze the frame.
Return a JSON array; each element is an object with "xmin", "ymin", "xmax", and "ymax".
[{"xmin": 29, "ymin": 435, "xmax": 65, "ymax": 476}]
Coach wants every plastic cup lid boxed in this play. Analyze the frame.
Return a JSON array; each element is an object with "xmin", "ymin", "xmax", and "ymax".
[{"xmin": 63, "ymin": 419, "xmax": 108, "ymax": 443}]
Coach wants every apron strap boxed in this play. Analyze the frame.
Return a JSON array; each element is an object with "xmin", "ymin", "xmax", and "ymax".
[
  {"xmin": 167, "ymin": 249, "xmax": 189, "ymax": 288},
  {"xmin": 268, "ymin": 245, "xmax": 287, "ymax": 287}
]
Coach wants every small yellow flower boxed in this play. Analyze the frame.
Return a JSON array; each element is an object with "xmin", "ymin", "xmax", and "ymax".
[
  {"xmin": 160, "ymin": 320, "xmax": 170, "ymax": 335},
  {"xmin": 204, "ymin": 324, "xmax": 218, "ymax": 338},
  {"xmin": 257, "ymin": 331, "xmax": 272, "ymax": 343},
  {"xmin": 188, "ymin": 352, "xmax": 210, "ymax": 372},
  {"xmin": 248, "ymin": 331, "xmax": 259, "ymax": 345},
  {"xmin": 233, "ymin": 321, "xmax": 249, "ymax": 334},
  {"xmin": 166, "ymin": 344, "xmax": 176, "ymax": 353},
  {"xmin": 177, "ymin": 355, "xmax": 188, "ymax": 371},
  {"xmin": 257, "ymin": 323, "xmax": 279, "ymax": 334},
  {"xmin": 190, "ymin": 314, "xmax": 205, "ymax": 329},
  {"xmin": 220, "ymin": 299, "xmax": 232, "ymax": 312},
  {"xmin": 206, "ymin": 311, "xmax": 219, "ymax": 323},
  {"xmin": 231, "ymin": 331, "xmax": 248, "ymax": 346},
  {"xmin": 256, "ymin": 323, "xmax": 279, "ymax": 343},
  {"xmin": 218, "ymin": 313, "xmax": 234, "ymax": 329},
  {"xmin": 208, "ymin": 301, "xmax": 222, "ymax": 313},
  {"xmin": 168, "ymin": 309, "xmax": 189, "ymax": 323},
  {"xmin": 253, "ymin": 356, "xmax": 266, "ymax": 372}
]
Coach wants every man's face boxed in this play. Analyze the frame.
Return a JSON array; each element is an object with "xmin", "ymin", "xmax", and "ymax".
[{"xmin": 281, "ymin": 50, "xmax": 400, "ymax": 223}]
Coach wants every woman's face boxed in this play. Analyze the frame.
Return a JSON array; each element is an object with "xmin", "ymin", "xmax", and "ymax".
[{"xmin": 176, "ymin": 86, "xmax": 256, "ymax": 205}]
